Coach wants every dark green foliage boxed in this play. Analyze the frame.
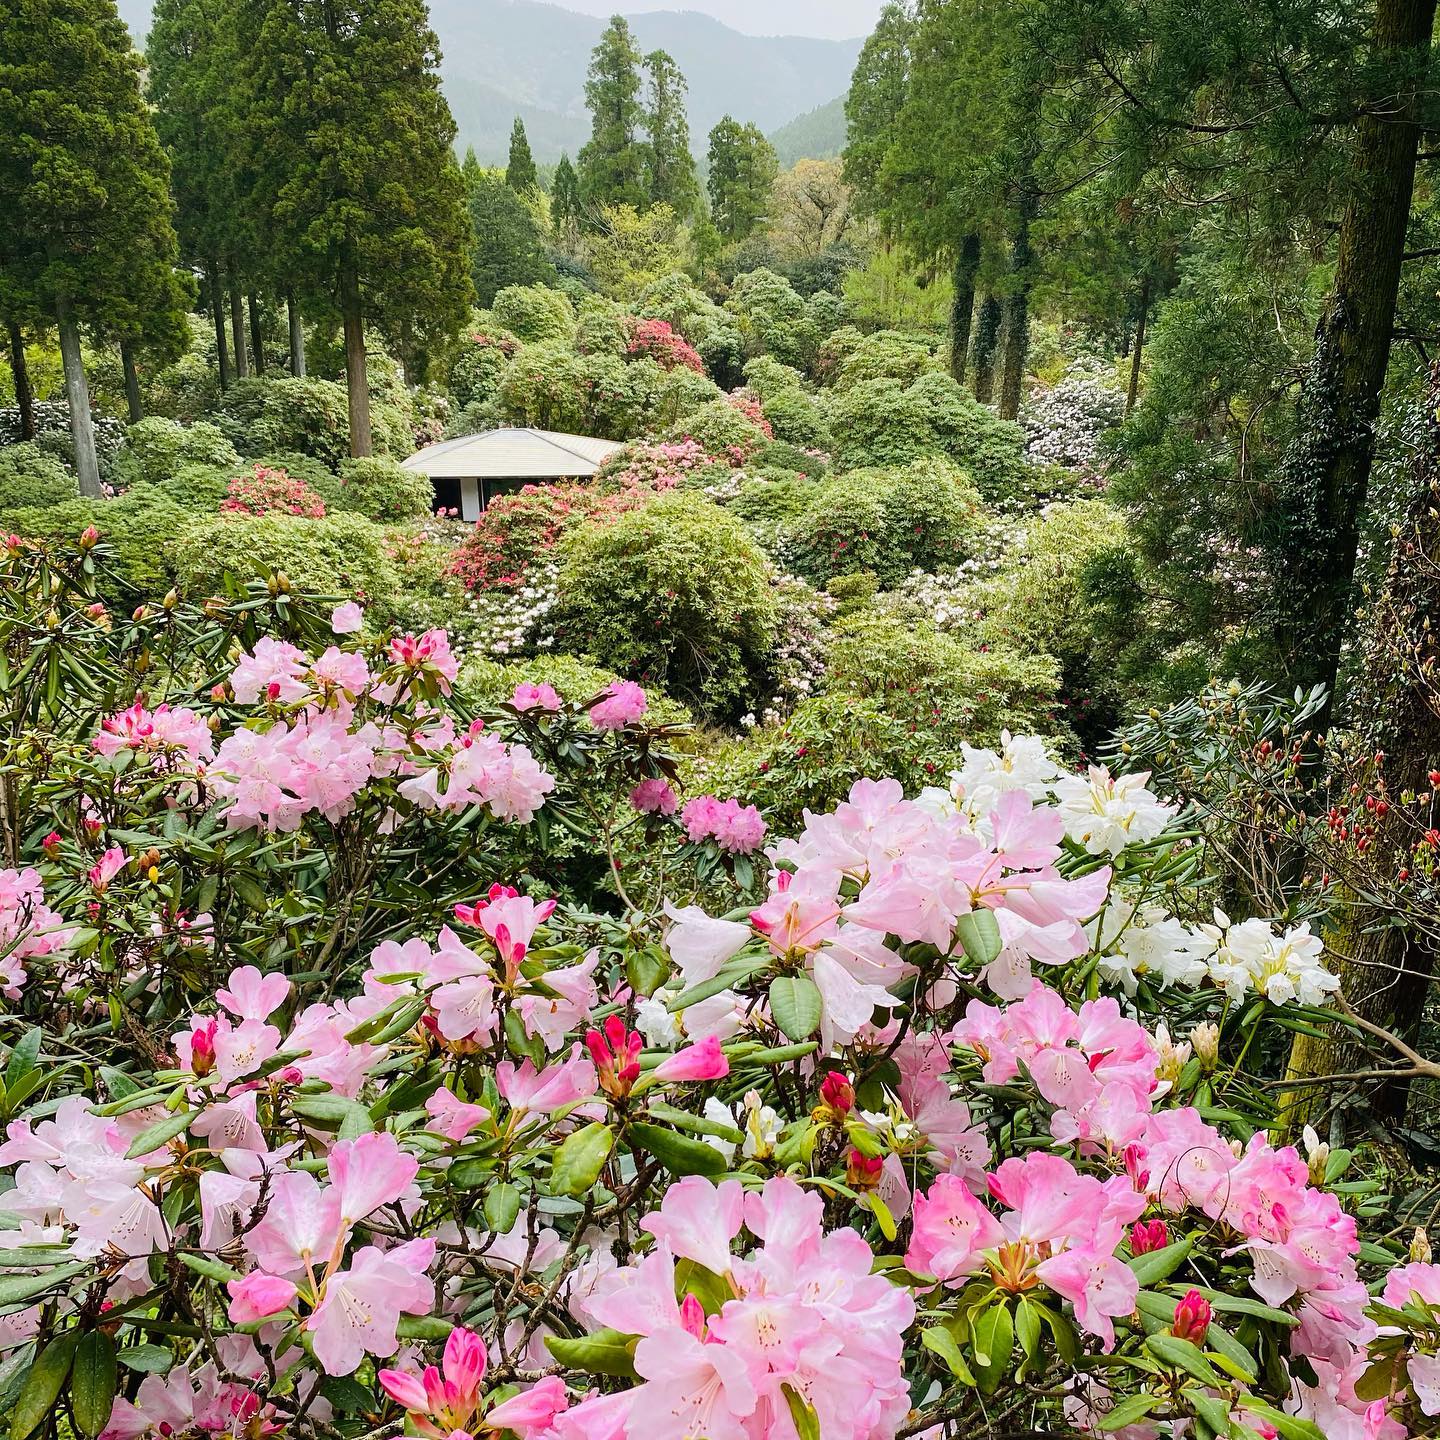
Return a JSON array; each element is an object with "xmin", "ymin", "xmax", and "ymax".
[
  {"xmin": 554, "ymin": 491, "xmax": 777, "ymax": 719},
  {"xmin": 505, "ymin": 118, "xmax": 539, "ymax": 195},
  {"xmin": 725, "ymin": 269, "xmax": 820, "ymax": 371},
  {"xmin": 551, "ymin": 154, "xmax": 584, "ymax": 235},
  {"xmin": 469, "ymin": 173, "xmax": 557, "ymax": 306},
  {"xmin": 0, "ymin": 443, "xmax": 76, "ymax": 510},
  {"xmin": 707, "ymin": 118, "xmax": 778, "ymax": 243},
  {"xmin": 833, "ymin": 330, "xmax": 939, "ymax": 392},
  {"xmin": 758, "ymin": 391, "xmax": 831, "ymax": 450},
  {"xmin": 577, "ymin": 17, "xmax": 647, "ymax": 210},
  {"xmin": 780, "ymin": 457, "xmax": 982, "ymax": 588},
  {"xmin": 448, "ymin": 331, "xmax": 519, "ymax": 409}
]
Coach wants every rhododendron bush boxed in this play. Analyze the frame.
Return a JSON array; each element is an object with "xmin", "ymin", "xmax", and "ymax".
[{"xmin": 0, "ymin": 537, "xmax": 1433, "ymax": 1440}]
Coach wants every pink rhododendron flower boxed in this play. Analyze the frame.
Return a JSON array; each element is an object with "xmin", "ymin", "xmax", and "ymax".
[
  {"xmin": 226, "ymin": 1272, "xmax": 297, "ymax": 1325},
  {"xmin": 330, "ymin": 600, "xmax": 364, "ymax": 633},
  {"xmin": 906, "ymin": 1174, "xmax": 1003, "ymax": 1282},
  {"xmin": 94, "ymin": 700, "xmax": 214, "ymax": 766},
  {"xmin": 652, "ymin": 1035, "xmax": 729, "ymax": 1083},
  {"xmin": 307, "ymin": 1238, "xmax": 435, "ymax": 1374},
  {"xmin": 589, "ymin": 681, "xmax": 646, "ymax": 730},
  {"xmin": 681, "ymin": 795, "xmax": 767, "ymax": 853},
  {"xmin": 629, "ymin": 777, "xmax": 678, "ymax": 815},
  {"xmin": 510, "ymin": 681, "xmax": 561, "ymax": 712}
]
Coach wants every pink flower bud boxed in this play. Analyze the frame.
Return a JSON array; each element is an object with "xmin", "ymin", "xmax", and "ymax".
[
  {"xmin": 653, "ymin": 1035, "xmax": 729, "ymax": 1083},
  {"xmin": 1129, "ymin": 1219, "xmax": 1169, "ymax": 1255},
  {"xmin": 226, "ymin": 1271, "xmax": 297, "ymax": 1325},
  {"xmin": 1171, "ymin": 1288, "xmax": 1212, "ymax": 1343}
]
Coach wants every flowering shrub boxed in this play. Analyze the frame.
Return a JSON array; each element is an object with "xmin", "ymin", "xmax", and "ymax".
[
  {"xmin": 219, "ymin": 463, "xmax": 327, "ymax": 518},
  {"xmin": 0, "ymin": 538, "xmax": 1429, "ymax": 1440},
  {"xmin": 625, "ymin": 318, "xmax": 706, "ymax": 374},
  {"xmin": 1020, "ymin": 359, "xmax": 1126, "ymax": 471}
]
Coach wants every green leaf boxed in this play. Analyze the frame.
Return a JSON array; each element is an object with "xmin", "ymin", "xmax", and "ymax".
[
  {"xmin": 4, "ymin": 1031, "xmax": 41, "ymax": 1096},
  {"xmin": 291, "ymin": 1094, "xmax": 372, "ymax": 1132},
  {"xmin": 396, "ymin": 1316, "xmax": 455, "ymax": 1341},
  {"xmin": 1188, "ymin": 1391, "xmax": 1231, "ymax": 1437},
  {"xmin": 863, "ymin": 1190, "xmax": 897, "ymax": 1241},
  {"xmin": 782, "ymin": 1384, "xmax": 820, "ymax": 1440},
  {"xmin": 178, "ymin": 1253, "xmax": 243, "ymax": 1284},
  {"xmin": 1097, "ymin": 1394, "xmax": 1157, "ymax": 1431},
  {"xmin": 1145, "ymin": 1334, "xmax": 1223, "ymax": 1388},
  {"xmin": 118, "ymin": 1345, "xmax": 173, "ymax": 1374},
  {"xmin": 769, "ymin": 976, "xmax": 822, "ymax": 1042},
  {"xmin": 11, "ymin": 1333, "xmax": 78, "ymax": 1440},
  {"xmin": 1175, "ymin": 1287, "xmax": 1298, "ymax": 1326},
  {"xmin": 124, "ymin": 1108, "xmax": 196, "ymax": 1159},
  {"xmin": 71, "ymin": 1332, "xmax": 116, "ymax": 1439},
  {"xmin": 920, "ymin": 1325, "xmax": 975, "ymax": 1385},
  {"xmin": 1237, "ymin": 1400, "xmax": 1326, "ymax": 1440},
  {"xmin": 483, "ymin": 1182, "xmax": 522, "ymax": 1234},
  {"xmin": 320, "ymin": 1375, "xmax": 374, "ymax": 1413},
  {"xmin": 1127, "ymin": 1237, "xmax": 1191, "ymax": 1287},
  {"xmin": 954, "ymin": 909, "xmax": 1002, "ymax": 968},
  {"xmin": 544, "ymin": 1328, "xmax": 639, "ymax": 1379},
  {"xmin": 551, "ymin": 1122, "xmax": 614, "ymax": 1197},
  {"xmin": 625, "ymin": 947, "xmax": 670, "ymax": 998},
  {"xmin": 971, "ymin": 1303, "xmax": 1013, "ymax": 1394},
  {"xmin": 628, "ymin": 1122, "xmax": 727, "ymax": 1177},
  {"xmin": 0, "ymin": 1262, "xmax": 90, "ymax": 1307}
]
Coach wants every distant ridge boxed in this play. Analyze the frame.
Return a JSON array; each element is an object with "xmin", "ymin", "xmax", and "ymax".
[
  {"xmin": 115, "ymin": 0, "xmax": 861, "ymax": 164},
  {"xmin": 770, "ymin": 96, "xmax": 847, "ymax": 167}
]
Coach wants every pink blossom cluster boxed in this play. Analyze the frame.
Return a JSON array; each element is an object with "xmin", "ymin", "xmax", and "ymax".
[
  {"xmin": 624, "ymin": 318, "xmax": 705, "ymax": 374},
  {"xmin": 0, "ymin": 866, "xmax": 73, "ymax": 998},
  {"xmin": 573, "ymin": 1176, "xmax": 915, "ymax": 1440},
  {"xmin": 398, "ymin": 721, "xmax": 556, "ymax": 823},
  {"xmin": 629, "ymin": 776, "xmax": 678, "ymax": 814},
  {"xmin": 680, "ymin": 795, "xmax": 767, "ymax": 854},
  {"xmin": 590, "ymin": 680, "xmax": 647, "ymax": 730},
  {"xmin": 93, "ymin": 700, "xmax": 214, "ymax": 767},
  {"xmin": 220, "ymin": 464, "xmax": 326, "ymax": 518}
]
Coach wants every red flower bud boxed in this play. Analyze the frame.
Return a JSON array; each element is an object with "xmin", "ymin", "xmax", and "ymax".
[
  {"xmin": 820, "ymin": 1071, "xmax": 854, "ymax": 1115},
  {"xmin": 846, "ymin": 1148, "xmax": 883, "ymax": 1189},
  {"xmin": 1129, "ymin": 1218, "xmax": 1169, "ymax": 1255}
]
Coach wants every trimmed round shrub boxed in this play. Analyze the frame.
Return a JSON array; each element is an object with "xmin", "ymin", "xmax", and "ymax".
[
  {"xmin": 833, "ymin": 330, "xmax": 939, "ymax": 392},
  {"xmin": 221, "ymin": 464, "xmax": 327, "ymax": 518},
  {"xmin": 0, "ymin": 498, "xmax": 100, "ymax": 547},
  {"xmin": 828, "ymin": 372, "xmax": 1029, "ymax": 497},
  {"xmin": 780, "ymin": 457, "xmax": 983, "ymax": 588},
  {"xmin": 490, "ymin": 285, "xmax": 575, "ymax": 344},
  {"xmin": 172, "ymin": 510, "xmax": 401, "ymax": 607},
  {"xmin": 138, "ymin": 462, "xmax": 235, "ymax": 511},
  {"xmin": 757, "ymin": 439, "xmax": 828, "ymax": 476},
  {"xmin": 724, "ymin": 268, "xmax": 821, "ymax": 371},
  {"xmin": 759, "ymin": 388, "xmax": 831, "ymax": 449},
  {"xmin": 448, "ymin": 330, "xmax": 519, "ymax": 410},
  {"xmin": 574, "ymin": 295, "xmax": 631, "ymax": 357},
  {"xmin": 553, "ymin": 491, "xmax": 778, "ymax": 719},
  {"xmin": 244, "ymin": 451, "xmax": 335, "ymax": 494},
  {"xmin": 212, "ymin": 377, "xmax": 351, "ymax": 468},
  {"xmin": 0, "ymin": 443, "xmax": 77, "ymax": 511},
  {"xmin": 110, "ymin": 418, "xmax": 240, "ymax": 490},
  {"xmin": 315, "ymin": 457, "xmax": 433, "ymax": 522}
]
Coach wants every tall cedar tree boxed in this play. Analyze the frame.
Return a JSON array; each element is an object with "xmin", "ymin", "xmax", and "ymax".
[
  {"xmin": 707, "ymin": 117, "xmax": 777, "ymax": 242},
  {"xmin": 552, "ymin": 154, "xmax": 584, "ymax": 238},
  {"xmin": 506, "ymin": 117, "xmax": 539, "ymax": 195},
  {"xmin": 146, "ymin": 0, "xmax": 244, "ymax": 389},
  {"xmin": 470, "ymin": 171, "xmax": 556, "ymax": 306},
  {"xmin": 577, "ymin": 16, "xmax": 647, "ymax": 211},
  {"xmin": 0, "ymin": 0, "xmax": 189, "ymax": 495},
  {"xmin": 242, "ymin": 0, "xmax": 471, "ymax": 456},
  {"xmin": 643, "ymin": 49, "xmax": 698, "ymax": 218}
]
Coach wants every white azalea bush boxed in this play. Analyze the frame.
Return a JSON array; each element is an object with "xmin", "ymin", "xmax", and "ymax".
[{"xmin": 0, "ymin": 536, "xmax": 1431, "ymax": 1440}]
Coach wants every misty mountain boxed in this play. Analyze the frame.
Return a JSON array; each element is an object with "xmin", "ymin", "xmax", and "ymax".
[
  {"xmin": 116, "ymin": 0, "xmax": 861, "ymax": 165},
  {"xmin": 769, "ymin": 95, "xmax": 846, "ymax": 167}
]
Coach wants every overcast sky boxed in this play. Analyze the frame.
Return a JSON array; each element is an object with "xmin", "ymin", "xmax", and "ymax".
[{"xmin": 557, "ymin": 0, "xmax": 883, "ymax": 39}]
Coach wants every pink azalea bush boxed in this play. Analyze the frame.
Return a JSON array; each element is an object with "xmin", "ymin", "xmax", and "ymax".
[
  {"xmin": 220, "ymin": 463, "xmax": 327, "ymax": 518},
  {"xmin": 0, "ymin": 535, "xmax": 1431, "ymax": 1440}
]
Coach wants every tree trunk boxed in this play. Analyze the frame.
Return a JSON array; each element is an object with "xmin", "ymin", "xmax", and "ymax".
[
  {"xmin": 949, "ymin": 233, "xmax": 980, "ymax": 384},
  {"xmin": 1126, "ymin": 274, "xmax": 1151, "ymax": 416},
  {"xmin": 120, "ymin": 340, "xmax": 143, "ymax": 423},
  {"xmin": 248, "ymin": 294, "xmax": 265, "ymax": 375},
  {"xmin": 340, "ymin": 262, "xmax": 373, "ymax": 458},
  {"xmin": 971, "ymin": 296, "xmax": 1002, "ymax": 404},
  {"xmin": 288, "ymin": 293, "xmax": 306, "ymax": 377},
  {"xmin": 209, "ymin": 262, "xmax": 231, "ymax": 391},
  {"xmin": 6, "ymin": 322, "xmax": 34, "ymax": 440},
  {"xmin": 54, "ymin": 294, "xmax": 100, "ymax": 499},
  {"xmin": 997, "ymin": 202, "xmax": 1034, "ymax": 421},
  {"xmin": 229, "ymin": 278, "xmax": 249, "ymax": 380},
  {"xmin": 1281, "ymin": 362, "xmax": 1440, "ymax": 1136},
  {"xmin": 1275, "ymin": 0, "xmax": 1436, "ymax": 704}
]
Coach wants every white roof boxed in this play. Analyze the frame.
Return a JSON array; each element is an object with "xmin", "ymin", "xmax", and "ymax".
[{"xmin": 401, "ymin": 427, "xmax": 625, "ymax": 479}]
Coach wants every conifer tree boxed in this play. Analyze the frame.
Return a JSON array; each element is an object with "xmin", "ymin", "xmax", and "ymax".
[
  {"xmin": 243, "ymin": 0, "xmax": 471, "ymax": 456},
  {"xmin": 0, "ymin": 0, "xmax": 188, "ymax": 495},
  {"xmin": 470, "ymin": 171, "xmax": 556, "ymax": 305},
  {"xmin": 642, "ymin": 50, "xmax": 698, "ymax": 217},
  {"xmin": 506, "ymin": 117, "xmax": 539, "ymax": 195},
  {"xmin": 706, "ymin": 117, "xmax": 777, "ymax": 242},
  {"xmin": 577, "ymin": 16, "xmax": 647, "ymax": 211},
  {"xmin": 551, "ymin": 153, "xmax": 584, "ymax": 239}
]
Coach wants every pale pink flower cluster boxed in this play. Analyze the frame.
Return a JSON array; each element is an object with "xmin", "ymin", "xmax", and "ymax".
[
  {"xmin": 100, "ymin": 1359, "xmax": 273, "ymax": 1440},
  {"xmin": 0, "ymin": 867, "xmax": 74, "ymax": 998},
  {"xmin": 210, "ymin": 711, "xmax": 381, "ymax": 831},
  {"xmin": 590, "ymin": 681, "xmax": 647, "ymax": 730},
  {"xmin": 680, "ymin": 795, "xmax": 766, "ymax": 853},
  {"xmin": 93, "ymin": 700, "xmax": 214, "ymax": 767},
  {"xmin": 511, "ymin": 680, "xmax": 562, "ymax": 712},
  {"xmin": 574, "ymin": 1176, "xmax": 915, "ymax": 1440},
  {"xmin": 398, "ymin": 721, "xmax": 555, "ymax": 823},
  {"xmin": 629, "ymin": 777, "xmax": 678, "ymax": 815}
]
